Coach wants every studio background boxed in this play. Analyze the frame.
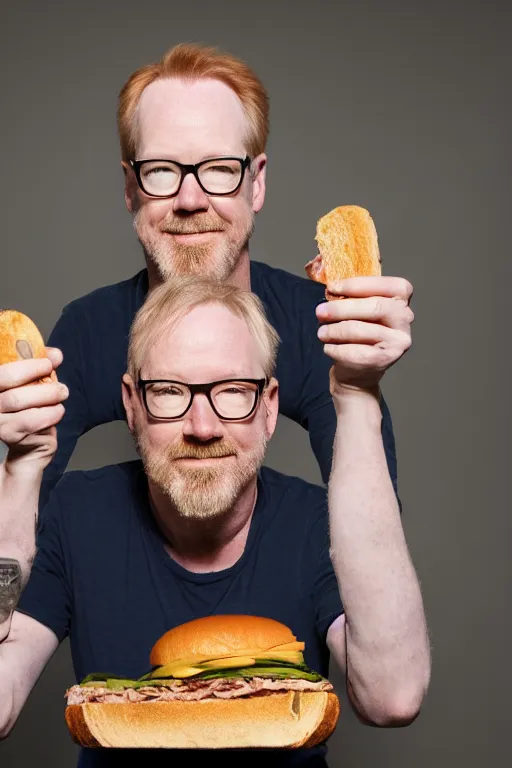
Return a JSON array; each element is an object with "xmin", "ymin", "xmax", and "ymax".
[{"xmin": 1, "ymin": 0, "xmax": 510, "ymax": 766}]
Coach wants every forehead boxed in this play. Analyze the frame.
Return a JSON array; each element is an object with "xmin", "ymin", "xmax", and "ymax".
[
  {"xmin": 143, "ymin": 304, "xmax": 264, "ymax": 382},
  {"xmin": 134, "ymin": 78, "xmax": 249, "ymax": 160}
]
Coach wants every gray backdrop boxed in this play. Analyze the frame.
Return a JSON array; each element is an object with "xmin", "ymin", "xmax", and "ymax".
[{"xmin": 1, "ymin": 0, "xmax": 510, "ymax": 765}]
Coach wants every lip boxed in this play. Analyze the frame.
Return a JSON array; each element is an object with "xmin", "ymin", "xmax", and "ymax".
[
  {"xmin": 175, "ymin": 455, "xmax": 234, "ymax": 463},
  {"xmin": 166, "ymin": 231, "xmax": 221, "ymax": 243}
]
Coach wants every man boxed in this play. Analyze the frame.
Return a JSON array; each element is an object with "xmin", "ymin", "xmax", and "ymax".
[
  {"xmin": 0, "ymin": 276, "xmax": 430, "ymax": 767},
  {"xmin": 40, "ymin": 41, "xmax": 400, "ymax": 510}
]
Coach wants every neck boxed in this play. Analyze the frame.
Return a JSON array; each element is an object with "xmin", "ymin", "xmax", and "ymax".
[
  {"xmin": 147, "ymin": 475, "xmax": 258, "ymax": 573},
  {"xmin": 145, "ymin": 246, "xmax": 251, "ymax": 293}
]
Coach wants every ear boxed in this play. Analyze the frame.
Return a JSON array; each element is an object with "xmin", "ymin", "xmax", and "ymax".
[
  {"xmin": 122, "ymin": 373, "xmax": 138, "ymax": 431},
  {"xmin": 262, "ymin": 377, "xmax": 279, "ymax": 439},
  {"xmin": 250, "ymin": 153, "xmax": 267, "ymax": 214},
  {"xmin": 122, "ymin": 161, "xmax": 138, "ymax": 214}
]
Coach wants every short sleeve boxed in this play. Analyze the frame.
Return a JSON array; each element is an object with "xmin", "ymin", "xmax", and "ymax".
[
  {"xmin": 303, "ymin": 493, "xmax": 344, "ymax": 640},
  {"xmin": 16, "ymin": 494, "xmax": 72, "ymax": 643}
]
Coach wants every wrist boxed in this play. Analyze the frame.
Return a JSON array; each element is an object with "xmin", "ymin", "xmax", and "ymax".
[
  {"xmin": 331, "ymin": 378, "xmax": 382, "ymax": 421},
  {"xmin": 2, "ymin": 455, "xmax": 46, "ymax": 484}
]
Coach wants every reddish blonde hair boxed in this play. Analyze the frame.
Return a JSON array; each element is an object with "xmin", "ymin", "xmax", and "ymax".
[
  {"xmin": 127, "ymin": 276, "xmax": 280, "ymax": 381},
  {"xmin": 117, "ymin": 43, "xmax": 269, "ymax": 161}
]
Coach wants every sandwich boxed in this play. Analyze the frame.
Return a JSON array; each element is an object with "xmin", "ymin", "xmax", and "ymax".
[
  {"xmin": 65, "ymin": 614, "xmax": 340, "ymax": 749},
  {"xmin": 305, "ymin": 205, "xmax": 382, "ymax": 299},
  {"xmin": 0, "ymin": 309, "xmax": 56, "ymax": 382}
]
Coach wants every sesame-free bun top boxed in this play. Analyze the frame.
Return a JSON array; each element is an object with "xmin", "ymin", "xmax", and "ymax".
[{"xmin": 150, "ymin": 615, "xmax": 298, "ymax": 666}]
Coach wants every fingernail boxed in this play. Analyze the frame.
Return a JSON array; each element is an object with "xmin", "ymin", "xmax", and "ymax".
[
  {"xmin": 60, "ymin": 384, "xmax": 69, "ymax": 397},
  {"xmin": 317, "ymin": 326, "xmax": 328, "ymax": 340}
]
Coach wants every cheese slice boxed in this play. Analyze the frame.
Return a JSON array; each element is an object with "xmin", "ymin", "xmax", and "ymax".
[
  {"xmin": 250, "ymin": 650, "xmax": 304, "ymax": 664},
  {"xmin": 150, "ymin": 645, "xmax": 305, "ymax": 679},
  {"xmin": 267, "ymin": 641, "xmax": 305, "ymax": 652},
  {"xmin": 201, "ymin": 656, "xmax": 257, "ymax": 669},
  {"xmin": 154, "ymin": 665, "xmax": 205, "ymax": 679}
]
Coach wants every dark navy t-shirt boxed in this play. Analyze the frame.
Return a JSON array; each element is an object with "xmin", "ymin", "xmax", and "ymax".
[
  {"xmin": 40, "ymin": 261, "xmax": 399, "ymax": 509},
  {"xmin": 17, "ymin": 462, "xmax": 344, "ymax": 767}
]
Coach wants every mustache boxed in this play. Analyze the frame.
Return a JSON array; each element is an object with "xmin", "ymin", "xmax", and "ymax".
[
  {"xmin": 166, "ymin": 441, "xmax": 237, "ymax": 461},
  {"xmin": 161, "ymin": 216, "xmax": 226, "ymax": 235}
]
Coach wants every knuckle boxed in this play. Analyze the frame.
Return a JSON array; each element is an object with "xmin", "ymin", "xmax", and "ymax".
[
  {"xmin": 371, "ymin": 298, "xmax": 384, "ymax": 319},
  {"xmin": 0, "ymin": 369, "xmax": 15, "ymax": 392},
  {"xmin": 402, "ymin": 333, "xmax": 413, "ymax": 351},
  {"xmin": 339, "ymin": 320, "xmax": 356, "ymax": 339},
  {"xmin": 400, "ymin": 278, "xmax": 414, "ymax": 298}
]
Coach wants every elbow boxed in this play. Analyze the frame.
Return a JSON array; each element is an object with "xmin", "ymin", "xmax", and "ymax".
[
  {"xmin": 0, "ymin": 688, "xmax": 16, "ymax": 741},
  {"xmin": 364, "ymin": 693, "xmax": 424, "ymax": 728},
  {"xmin": 349, "ymin": 674, "xmax": 430, "ymax": 728},
  {"xmin": 0, "ymin": 716, "xmax": 15, "ymax": 742}
]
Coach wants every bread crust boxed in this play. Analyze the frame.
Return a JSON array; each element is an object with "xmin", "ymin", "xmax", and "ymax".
[
  {"xmin": 65, "ymin": 690, "xmax": 340, "ymax": 749},
  {"xmin": 150, "ymin": 615, "xmax": 297, "ymax": 666},
  {"xmin": 305, "ymin": 205, "xmax": 381, "ymax": 299},
  {"xmin": 0, "ymin": 310, "xmax": 56, "ymax": 382}
]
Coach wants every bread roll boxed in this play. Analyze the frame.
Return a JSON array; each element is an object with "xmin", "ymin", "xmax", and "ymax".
[
  {"xmin": 305, "ymin": 205, "xmax": 381, "ymax": 299},
  {"xmin": 150, "ymin": 614, "xmax": 300, "ymax": 667},
  {"xmin": 65, "ymin": 690, "xmax": 340, "ymax": 749},
  {"xmin": 0, "ymin": 310, "xmax": 56, "ymax": 382}
]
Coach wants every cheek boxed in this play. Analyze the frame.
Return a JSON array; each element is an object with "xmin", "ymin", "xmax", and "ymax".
[
  {"xmin": 211, "ymin": 196, "xmax": 251, "ymax": 226},
  {"xmin": 142, "ymin": 423, "xmax": 181, "ymax": 450},
  {"xmin": 137, "ymin": 199, "xmax": 171, "ymax": 227},
  {"xmin": 228, "ymin": 419, "xmax": 266, "ymax": 453}
]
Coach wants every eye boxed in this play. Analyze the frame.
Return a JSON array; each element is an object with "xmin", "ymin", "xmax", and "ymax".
[
  {"xmin": 145, "ymin": 165, "xmax": 175, "ymax": 177},
  {"xmin": 212, "ymin": 165, "xmax": 236, "ymax": 175},
  {"xmin": 151, "ymin": 385, "xmax": 185, "ymax": 397}
]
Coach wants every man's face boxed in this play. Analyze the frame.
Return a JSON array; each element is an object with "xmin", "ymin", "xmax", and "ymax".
[
  {"xmin": 123, "ymin": 304, "xmax": 278, "ymax": 520},
  {"xmin": 124, "ymin": 78, "xmax": 266, "ymax": 282}
]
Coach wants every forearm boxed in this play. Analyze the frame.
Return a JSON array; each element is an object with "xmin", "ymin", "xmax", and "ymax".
[
  {"xmin": 328, "ymin": 388, "xmax": 430, "ymax": 723},
  {"xmin": 0, "ymin": 462, "xmax": 41, "ymax": 641}
]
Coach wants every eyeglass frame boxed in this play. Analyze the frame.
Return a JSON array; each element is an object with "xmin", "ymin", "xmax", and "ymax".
[
  {"xmin": 128, "ymin": 156, "xmax": 252, "ymax": 199},
  {"xmin": 137, "ymin": 377, "xmax": 267, "ymax": 422}
]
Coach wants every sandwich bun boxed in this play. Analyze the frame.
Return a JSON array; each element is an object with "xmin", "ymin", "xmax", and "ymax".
[
  {"xmin": 0, "ymin": 310, "xmax": 56, "ymax": 382},
  {"xmin": 150, "ymin": 614, "xmax": 299, "ymax": 666},
  {"xmin": 305, "ymin": 205, "xmax": 381, "ymax": 299},
  {"xmin": 65, "ymin": 690, "xmax": 340, "ymax": 749},
  {"xmin": 65, "ymin": 615, "xmax": 340, "ymax": 750}
]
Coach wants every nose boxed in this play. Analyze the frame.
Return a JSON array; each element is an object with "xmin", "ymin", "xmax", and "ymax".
[
  {"xmin": 182, "ymin": 393, "xmax": 224, "ymax": 442},
  {"xmin": 172, "ymin": 172, "xmax": 210, "ymax": 213}
]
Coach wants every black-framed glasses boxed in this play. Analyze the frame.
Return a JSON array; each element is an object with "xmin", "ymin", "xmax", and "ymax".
[
  {"xmin": 129, "ymin": 156, "xmax": 252, "ymax": 198},
  {"xmin": 138, "ymin": 378, "xmax": 266, "ymax": 421}
]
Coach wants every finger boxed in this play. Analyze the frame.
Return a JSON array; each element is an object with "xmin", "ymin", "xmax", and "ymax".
[
  {"xmin": 45, "ymin": 347, "xmax": 64, "ymax": 368},
  {"xmin": 0, "ymin": 357, "xmax": 55, "ymax": 392},
  {"xmin": 325, "ymin": 276, "xmax": 413, "ymax": 302},
  {"xmin": 0, "ymin": 381, "xmax": 69, "ymax": 414},
  {"xmin": 316, "ymin": 296, "xmax": 414, "ymax": 332},
  {"xmin": 318, "ymin": 319, "xmax": 410, "ymax": 347},
  {"xmin": 0, "ymin": 404, "xmax": 66, "ymax": 444}
]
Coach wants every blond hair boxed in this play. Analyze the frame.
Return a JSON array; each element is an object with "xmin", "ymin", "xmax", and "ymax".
[
  {"xmin": 127, "ymin": 277, "xmax": 280, "ymax": 381},
  {"xmin": 118, "ymin": 43, "xmax": 269, "ymax": 162}
]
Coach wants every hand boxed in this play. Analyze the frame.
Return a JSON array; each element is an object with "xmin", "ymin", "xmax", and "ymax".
[
  {"xmin": 0, "ymin": 348, "xmax": 68, "ymax": 474},
  {"xmin": 315, "ymin": 277, "xmax": 414, "ymax": 397}
]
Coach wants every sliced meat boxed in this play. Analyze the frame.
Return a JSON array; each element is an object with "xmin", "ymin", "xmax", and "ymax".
[
  {"xmin": 305, "ymin": 253, "xmax": 326, "ymax": 284},
  {"xmin": 66, "ymin": 677, "xmax": 333, "ymax": 705}
]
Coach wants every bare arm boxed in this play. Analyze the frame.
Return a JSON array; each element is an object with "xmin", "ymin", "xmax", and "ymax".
[
  {"xmin": 0, "ymin": 351, "xmax": 67, "ymax": 638},
  {"xmin": 0, "ymin": 611, "xmax": 58, "ymax": 738},
  {"xmin": 317, "ymin": 276, "xmax": 431, "ymax": 726}
]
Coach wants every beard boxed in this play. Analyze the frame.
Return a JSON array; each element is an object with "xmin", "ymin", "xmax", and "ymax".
[
  {"xmin": 135, "ymin": 432, "xmax": 267, "ymax": 520},
  {"xmin": 133, "ymin": 207, "xmax": 255, "ymax": 283}
]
